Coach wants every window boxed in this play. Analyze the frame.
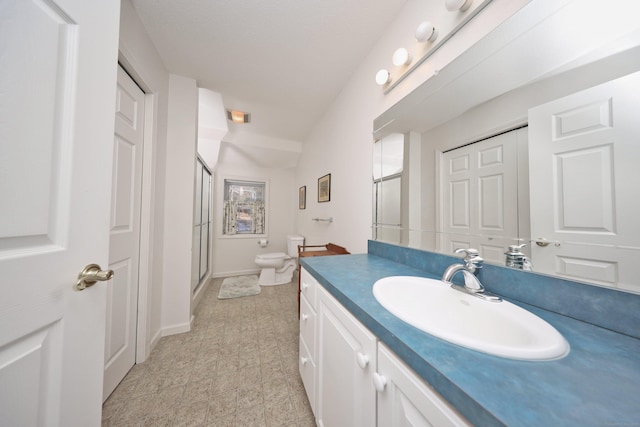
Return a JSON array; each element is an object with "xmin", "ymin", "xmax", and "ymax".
[{"xmin": 223, "ymin": 179, "xmax": 266, "ymax": 235}]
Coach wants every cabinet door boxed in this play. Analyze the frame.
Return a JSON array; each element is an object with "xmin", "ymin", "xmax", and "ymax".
[
  {"xmin": 316, "ymin": 286, "xmax": 377, "ymax": 427},
  {"xmin": 376, "ymin": 343, "xmax": 470, "ymax": 427},
  {"xmin": 299, "ymin": 292, "xmax": 317, "ymax": 360},
  {"xmin": 299, "ymin": 269, "xmax": 318, "ymax": 414},
  {"xmin": 299, "ymin": 336, "xmax": 317, "ymax": 415}
]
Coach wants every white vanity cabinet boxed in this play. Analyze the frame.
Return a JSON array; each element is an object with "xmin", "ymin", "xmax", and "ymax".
[
  {"xmin": 299, "ymin": 268, "xmax": 319, "ymax": 413},
  {"xmin": 316, "ymin": 284, "xmax": 377, "ymax": 427},
  {"xmin": 375, "ymin": 343, "xmax": 471, "ymax": 427},
  {"xmin": 299, "ymin": 267, "xmax": 470, "ymax": 427}
]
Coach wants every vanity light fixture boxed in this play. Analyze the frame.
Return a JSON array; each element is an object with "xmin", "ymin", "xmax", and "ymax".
[
  {"xmin": 226, "ymin": 109, "xmax": 250, "ymax": 124},
  {"xmin": 375, "ymin": 69, "xmax": 391, "ymax": 86},
  {"xmin": 445, "ymin": 0, "xmax": 473, "ymax": 12},
  {"xmin": 392, "ymin": 47, "xmax": 411, "ymax": 66},
  {"xmin": 415, "ymin": 21, "xmax": 438, "ymax": 43}
]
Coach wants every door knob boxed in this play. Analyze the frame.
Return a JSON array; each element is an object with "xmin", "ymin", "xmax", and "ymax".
[{"xmin": 74, "ymin": 264, "xmax": 114, "ymax": 291}]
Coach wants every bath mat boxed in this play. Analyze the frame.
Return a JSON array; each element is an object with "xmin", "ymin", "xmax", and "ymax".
[{"xmin": 218, "ymin": 275, "xmax": 261, "ymax": 299}]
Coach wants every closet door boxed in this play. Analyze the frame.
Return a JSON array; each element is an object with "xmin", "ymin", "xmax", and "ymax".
[{"xmin": 440, "ymin": 130, "xmax": 521, "ymax": 263}]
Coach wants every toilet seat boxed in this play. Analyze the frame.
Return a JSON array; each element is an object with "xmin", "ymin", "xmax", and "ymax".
[
  {"xmin": 255, "ymin": 252, "xmax": 289, "ymax": 269},
  {"xmin": 255, "ymin": 252, "xmax": 288, "ymax": 261}
]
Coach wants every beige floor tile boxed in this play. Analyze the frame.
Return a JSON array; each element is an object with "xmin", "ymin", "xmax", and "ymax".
[
  {"xmin": 235, "ymin": 404, "xmax": 267, "ymax": 427},
  {"xmin": 205, "ymin": 413, "xmax": 236, "ymax": 427},
  {"xmin": 208, "ymin": 390, "xmax": 238, "ymax": 418},
  {"xmin": 109, "ymin": 395, "xmax": 156, "ymax": 426},
  {"xmin": 264, "ymin": 395, "xmax": 298, "ymax": 427},
  {"xmin": 211, "ymin": 371, "xmax": 241, "ymax": 395},
  {"xmin": 290, "ymin": 391, "xmax": 314, "ymax": 421},
  {"xmin": 262, "ymin": 377, "xmax": 290, "ymax": 403},
  {"xmin": 141, "ymin": 412, "xmax": 176, "ymax": 427},
  {"xmin": 103, "ymin": 277, "xmax": 314, "ymax": 426},
  {"xmin": 183, "ymin": 377, "xmax": 213, "ymax": 403},
  {"xmin": 239, "ymin": 349, "xmax": 262, "ymax": 368},
  {"xmin": 171, "ymin": 399, "xmax": 209, "ymax": 427},
  {"xmin": 261, "ymin": 360, "xmax": 286, "ymax": 382},
  {"xmin": 237, "ymin": 382, "xmax": 264, "ymax": 409}
]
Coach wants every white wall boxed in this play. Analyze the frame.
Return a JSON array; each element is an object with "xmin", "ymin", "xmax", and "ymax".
[
  {"xmin": 161, "ymin": 74, "xmax": 198, "ymax": 335},
  {"xmin": 198, "ymin": 88, "xmax": 228, "ymax": 168},
  {"xmin": 212, "ymin": 161, "xmax": 296, "ymax": 277},
  {"xmin": 118, "ymin": 0, "xmax": 170, "ymax": 360},
  {"xmin": 295, "ymin": 0, "xmax": 530, "ymax": 254}
]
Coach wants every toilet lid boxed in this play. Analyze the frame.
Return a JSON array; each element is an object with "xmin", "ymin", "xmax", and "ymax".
[{"xmin": 256, "ymin": 252, "xmax": 288, "ymax": 260}]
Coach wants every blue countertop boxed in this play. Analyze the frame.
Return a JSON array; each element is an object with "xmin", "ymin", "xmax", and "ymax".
[{"xmin": 301, "ymin": 253, "xmax": 640, "ymax": 427}]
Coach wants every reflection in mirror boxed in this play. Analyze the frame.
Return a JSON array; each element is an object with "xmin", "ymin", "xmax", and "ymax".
[
  {"xmin": 373, "ymin": 134, "xmax": 404, "ymax": 244},
  {"xmin": 372, "ymin": 5, "xmax": 640, "ymax": 293}
]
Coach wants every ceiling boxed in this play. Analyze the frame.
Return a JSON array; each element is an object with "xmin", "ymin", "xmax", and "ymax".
[{"xmin": 130, "ymin": 0, "xmax": 407, "ymax": 167}]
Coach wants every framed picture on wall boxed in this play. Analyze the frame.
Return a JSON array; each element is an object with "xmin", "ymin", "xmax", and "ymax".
[
  {"xmin": 318, "ymin": 173, "xmax": 331, "ymax": 203},
  {"xmin": 299, "ymin": 186, "xmax": 306, "ymax": 209}
]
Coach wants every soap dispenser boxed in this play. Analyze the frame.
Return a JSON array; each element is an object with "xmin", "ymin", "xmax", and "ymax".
[{"xmin": 504, "ymin": 244, "xmax": 533, "ymax": 271}]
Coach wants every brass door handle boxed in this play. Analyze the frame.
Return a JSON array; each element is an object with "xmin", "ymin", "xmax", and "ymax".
[{"xmin": 74, "ymin": 264, "xmax": 114, "ymax": 291}]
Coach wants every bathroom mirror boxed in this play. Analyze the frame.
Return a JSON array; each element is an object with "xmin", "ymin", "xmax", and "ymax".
[{"xmin": 372, "ymin": 1, "xmax": 640, "ymax": 293}]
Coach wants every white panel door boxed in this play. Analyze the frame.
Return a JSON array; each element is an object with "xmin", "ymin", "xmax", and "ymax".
[
  {"xmin": 103, "ymin": 66, "xmax": 145, "ymax": 400},
  {"xmin": 529, "ymin": 71, "xmax": 640, "ymax": 292},
  {"xmin": 441, "ymin": 130, "xmax": 520, "ymax": 263},
  {"xmin": 0, "ymin": 0, "xmax": 120, "ymax": 426}
]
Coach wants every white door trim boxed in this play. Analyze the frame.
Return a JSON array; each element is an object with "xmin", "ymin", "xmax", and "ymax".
[{"xmin": 117, "ymin": 49, "xmax": 160, "ymax": 363}]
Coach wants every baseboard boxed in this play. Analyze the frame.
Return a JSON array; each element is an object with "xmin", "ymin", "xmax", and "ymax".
[
  {"xmin": 211, "ymin": 268, "xmax": 261, "ymax": 278},
  {"xmin": 161, "ymin": 321, "xmax": 191, "ymax": 337},
  {"xmin": 148, "ymin": 329, "xmax": 162, "ymax": 355},
  {"xmin": 192, "ymin": 277, "xmax": 211, "ymax": 310}
]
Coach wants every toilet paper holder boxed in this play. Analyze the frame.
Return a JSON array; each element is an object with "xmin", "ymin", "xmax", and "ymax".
[{"xmin": 257, "ymin": 239, "xmax": 269, "ymax": 247}]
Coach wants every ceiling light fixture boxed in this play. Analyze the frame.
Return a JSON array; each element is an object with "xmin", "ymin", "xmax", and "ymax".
[
  {"xmin": 226, "ymin": 109, "xmax": 250, "ymax": 124},
  {"xmin": 375, "ymin": 69, "xmax": 390, "ymax": 86},
  {"xmin": 445, "ymin": 0, "xmax": 473, "ymax": 12},
  {"xmin": 392, "ymin": 48, "xmax": 411, "ymax": 67},
  {"xmin": 415, "ymin": 21, "xmax": 438, "ymax": 43}
]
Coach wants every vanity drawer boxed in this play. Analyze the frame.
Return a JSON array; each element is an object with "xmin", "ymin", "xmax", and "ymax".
[
  {"xmin": 300, "ymin": 268, "xmax": 318, "ymax": 307},
  {"xmin": 299, "ymin": 294, "xmax": 317, "ymax": 358}
]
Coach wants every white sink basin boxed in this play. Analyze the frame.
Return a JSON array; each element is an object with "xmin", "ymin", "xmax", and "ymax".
[{"xmin": 373, "ymin": 276, "xmax": 569, "ymax": 361}]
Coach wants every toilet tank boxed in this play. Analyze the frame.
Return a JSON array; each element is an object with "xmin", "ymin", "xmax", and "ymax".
[{"xmin": 287, "ymin": 235, "xmax": 305, "ymax": 257}]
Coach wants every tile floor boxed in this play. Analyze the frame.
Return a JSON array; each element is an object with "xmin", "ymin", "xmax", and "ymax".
[{"xmin": 102, "ymin": 275, "xmax": 315, "ymax": 426}]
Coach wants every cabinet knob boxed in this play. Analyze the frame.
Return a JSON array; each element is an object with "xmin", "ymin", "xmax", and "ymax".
[
  {"xmin": 301, "ymin": 356, "xmax": 308, "ymax": 366},
  {"xmin": 301, "ymin": 313, "xmax": 309, "ymax": 321},
  {"xmin": 302, "ymin": 283, "xmax": 309, "ymax": 290},
  {"xmin": 356, "ymin": 352, "xmax": 369, "ymax": 369},
  {"xmin": 372, "ymin": 372, "xmax": 387, "ymax": 392}
]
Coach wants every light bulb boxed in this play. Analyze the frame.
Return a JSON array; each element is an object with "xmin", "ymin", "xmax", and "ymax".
[
  {"xmin": 415, "ymin": 21, "xmax": 437, "ymax": 42},
  {"xmin": 445, "ymin": 0, "xmax": 473, "ymax": 12},
  {"xmin": 392, "ymin": 48, "xmax": 411, "ymax": 67},
  {"xmin": 375, "ymin": 69, "xmax": 390, "ymax": 86}
]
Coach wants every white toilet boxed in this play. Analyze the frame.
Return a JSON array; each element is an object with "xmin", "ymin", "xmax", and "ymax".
[{"xmin": 255, "ymin": 235, "xmax": 305, "ymax": 286}]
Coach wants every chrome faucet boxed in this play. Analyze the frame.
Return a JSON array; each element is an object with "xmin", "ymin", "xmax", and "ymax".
[
  {"xmin": 504, "ymin": 244, "xmax": 533, "ymax": 271},
  {"xmin": 442, "ymin": 248, "xmax": 501, "ymax": 302}
]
